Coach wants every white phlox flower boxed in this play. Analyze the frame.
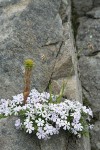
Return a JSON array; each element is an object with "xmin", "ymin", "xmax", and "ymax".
[
  {"xmin": 50, "ymin": 113, "xmax": 58, "ymax": 122},
  {"xmin": 13, "ymin": 106, "xmax": 22, "ymax": 115},
  {"xmin": 12, "ymin": 94, "xmax": 23, "ymax": 105},
  {"xmin": 36, "ymin": 127, "xmax": 46, "ymax": 139},
  {"xmin": 0, "ymin": 88, "xmax": 93, "ymax": 140},
  {"xmin": 63, "ymin": 121, "xmax": 70, "ymax": 130},
  {"xmin": 44, "ymin": 124, "xmax": 54, "ymax": 135},
  {"xmin": 24, "ymin": 118, "xmax": 34, "ymax": 134},
  {"xmin": 72, "ymin": 122, "xmax": 83, "ymax": 131},
  {"xmin": 40, "ymin": 92, "xmax": 50, "ymax": 100},
  {"xmin": 15, "ymin": 119, "xmax": 22, "ymax": 129},
  {"xmin": 36, "ymin": 118, "xmax": 44, "ymax": 127}
]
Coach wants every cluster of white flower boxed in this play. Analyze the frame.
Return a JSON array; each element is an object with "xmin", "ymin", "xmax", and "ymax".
[{"xmin": 0, "ymin": 89, "xmax": 93, "ymax": 140}]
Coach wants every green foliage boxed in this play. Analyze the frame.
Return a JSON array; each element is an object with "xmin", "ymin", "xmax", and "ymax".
[
  {"xmin": 56, "ymin": 81, "xmax": 65, "ymax": 103},
  {"xmin": 48, "ymin": 81, "xmax": 66, "ymax": 104},
  {"xmin": 0, "ymin": 114, "xmax": 7, "ymax": 119},
  {"xmin": 48, "ymin": 84, "xmax": 53, "ymax": 103}
]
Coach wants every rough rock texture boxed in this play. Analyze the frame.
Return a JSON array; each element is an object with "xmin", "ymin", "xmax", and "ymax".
[
  {"xmin": 0, "ymin": 0, "xmax": 81, "ymax": 101},
  {"xmin": 76, "ymin": 2, "xmax": 100, "ymax": 150},
  {"xmin": 72, "ymin": 0, "xmax": 93, "ymax": 16},
  {"xmin": 72, "ymin": 0, "xmax": 100, "ymax": 17},
  {"xmin": 0, "ymin": 0, "xmax": 63, "ymax": 98},
  {"xmin": 0, "ymin": 0, "xmax": 91, "ymax": 150},
  {"xmin": 0, "ymin": 117, "xmax": 67, "ymax": 150},
  {"xmin": 90, "ymin": 121, "xmax": 100, "ymax": 150},
  {"xmin": 93, "ymin": 0, "xmax": 100, "ymax": 7},
  {"xmin": 86, "ymin": 7, "xmax": 100, "ymax": 19},
  {"xmin": 0, "ymin": 117, "xmax": 90, "ymax": 150},
  {"xmin": 0, "ymin": 0, "xmax": 90, "ymax": 150},
  {"xmin": 51, "ymin": 2, "xmax": 82, "ymax": 101}
]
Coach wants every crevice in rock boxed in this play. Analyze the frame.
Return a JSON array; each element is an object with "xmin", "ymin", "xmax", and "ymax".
[
  {"xmin": 59, "ymin": 0, "xmax": 68, "ymax": 24},
  {"xmin": 85, "ymin": 14, "xmax": 100, "ymax": 19},
  {"xmin": 66, "ymin": 137, "xmax": 69, "ymax": 150},
  {"xmin": 38, "ymin": 142, "xmax": 42, "ymax": 150},
  {"xmin": 84, "ymin": 50, "xmax": 100, "ymax": 57},
  {"xmin": 41, "ymin": 41, "xmax": 60, "ymax": 47},
  {"xmin": 83, "ymin": 93, "xmax": 92, "ymax": 107},
  {"xmin": 65, "ymin": 132, "xmax": 73, "ymax": 150},
  {"xmin": 91, "ymin": 77, "xmax": 100, "ymax": 91},
  {"xmin": 45, "ymin": 0, "xmax": 70, "ymax": 91},
  {"xmin": 44, "ymin": 0, "xmax": 69, "ymax": 92},
  {"xmin": 82, "ymin": 85, "xmax": 91, "ymax": 99},
  {"xmin": 56, "ymin": 41, "xmax": 64, "ymax": 58},
  {"xmin": 92, "ymin": 0, "xmax": 96, "ymax": 7},
  {"xmin": 45, "ymin": 41, "xmax": 64, "ymax": 91},
  {"xmin": 71, "ymin": 0, "xmax": 80, "ymax": 41}
]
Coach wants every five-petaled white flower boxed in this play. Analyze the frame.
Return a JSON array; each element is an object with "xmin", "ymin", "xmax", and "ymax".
[
  {"xmin": 36, "ymin": 118, "xmax": 44, "ymax": 127},
  {"xmin": 0, "ymin": 88, "xmax": 93, "ymax": 140}
]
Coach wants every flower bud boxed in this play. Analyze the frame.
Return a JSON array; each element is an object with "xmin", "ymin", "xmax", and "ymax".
[{"xmin": 24, "ymin": 59, "xmax": 35, "ymax": 69}]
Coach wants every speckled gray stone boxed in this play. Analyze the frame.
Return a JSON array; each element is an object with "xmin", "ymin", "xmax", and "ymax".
[
  {"xmin": 90, "ymin": 121, "xmax": 100, "ymax": 150},
  {"xmin": 77, "ymin": 17, "xmax": 100, "ymax": 114},
  {"xmin": 76, "ymin": 14, "xmax": 100, "ymax": 150},
  {"xmin": 0, "ymin": 0, "xmax": 91, "ymax": 150},
  {"xmin": 72, "ymin": 0, "xmax": 93, "ymax": 16},
  {"xmin": 86, "ymin": 7, "xmax": 100, "ymax": 19},
  {"xmin": 0, "ymin": 117, "xmax": 67, "ymax": 150},
  {"xmin": 0, "ymin": 0, "xmax": 63, "ymax": 98},
  {"xmin": 0, "ymin": 117, "xmax": 90, "ymax": 150},
  {"xmin": 0, "ymin": 0, "xmax": 81, "ymax": 102}
]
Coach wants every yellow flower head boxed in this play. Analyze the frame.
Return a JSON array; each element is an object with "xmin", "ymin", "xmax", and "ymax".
[{"xmin": 24, "ymin": 59, "xmax": 35, "ymax": 69}]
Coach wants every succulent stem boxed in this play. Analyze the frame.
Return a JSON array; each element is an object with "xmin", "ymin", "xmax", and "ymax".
[{"xmin": 23, "ymin": 59, "xmax": 35, "ymax": 104}]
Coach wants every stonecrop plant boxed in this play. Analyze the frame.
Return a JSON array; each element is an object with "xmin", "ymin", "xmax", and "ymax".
[{"xmin": 0, "ymin": 59, "xmax": 93, "ymax": 140}]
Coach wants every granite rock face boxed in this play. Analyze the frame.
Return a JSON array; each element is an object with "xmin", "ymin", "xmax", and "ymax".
[
  {"xmin": 0, "ymin": 117, "xmax": 67, "ymax": 150},
  {"xmin": 86, "ymin": 7, "xmax": 100, "ymax": 19},
  {"xmin": 90, "ymin": 121, "xmax": 100, "ymax": 150},
  {"xmin": 93, "ymin": 0, "xmax": 100, "ymax": 7},
  {"xmin": 0, "ymin": 0, "xmax": 63, "ymax": 98},
  {"xmin": 72, "ymin": 0, "xmax": 93, "ymax": 16},
  {"xmin": 0, "ymin": 0, "xmax": 91, "ymax": 150},
  {"xmin": 72, "ymin": 0, "xmax": 100, "ymax": 17},
  {"xmin": 76, "ymin": 3, "xmax": 100, "ymax": 150},
  {"xmin": 0, "ymin": 117, "xmax": 90, "ymax": 150},
  {"xmin": 0, "ymin": 0, "xmax": 81, "ymax": 101},
  {"xmin": 51, "ymin": 5, "xmax": 82, "ymax": 101}
]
